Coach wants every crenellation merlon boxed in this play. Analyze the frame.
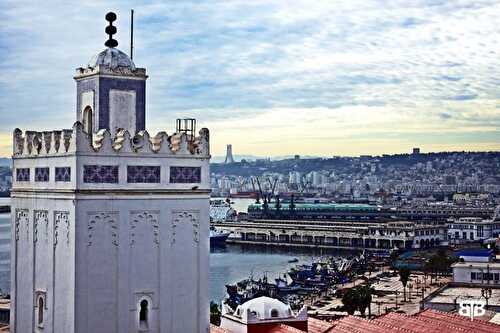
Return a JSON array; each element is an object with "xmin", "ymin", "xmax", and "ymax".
[{"xmin": 13, "ymin": 121, "xmax": 210, "ymax": 158}]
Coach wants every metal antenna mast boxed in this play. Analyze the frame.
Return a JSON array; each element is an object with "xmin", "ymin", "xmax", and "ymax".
[{"xmin": 130, "ymin": 9, "xmax": 134, "ymax": 60}]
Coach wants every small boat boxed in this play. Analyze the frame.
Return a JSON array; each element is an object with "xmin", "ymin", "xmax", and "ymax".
[
  {"xmin": 210, "ymin": 227, "xmax": 231, "ymax": 246},
  {"xmin": 288, "ymin": 258, "xmax": 299, "ymax": 263}
]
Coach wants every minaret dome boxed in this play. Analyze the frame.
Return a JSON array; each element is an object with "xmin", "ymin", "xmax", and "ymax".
[{"xmin": 74, "ymin": 12, "xmax": 147, "ymax": 135}]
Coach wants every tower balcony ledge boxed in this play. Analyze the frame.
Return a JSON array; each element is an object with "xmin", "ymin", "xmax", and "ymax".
[{"xmin": 13, "ymin": 122, "xmax": 210, "ymax": 159}]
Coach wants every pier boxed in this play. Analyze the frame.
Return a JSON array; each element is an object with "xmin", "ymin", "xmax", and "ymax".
[{"xmin": 215, "ymin": 219, "xmax": 440, "ymax": 250}]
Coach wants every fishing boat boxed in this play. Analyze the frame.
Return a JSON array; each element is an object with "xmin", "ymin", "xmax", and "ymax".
[{"xmin": 210, "ymin": 227, "xmax": 231, "ymax": 246}]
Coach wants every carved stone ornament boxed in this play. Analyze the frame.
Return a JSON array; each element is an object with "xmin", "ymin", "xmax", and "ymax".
[
  {"xmin": 87, "ymin": 212, "xmax": 119, "ymax": 246},
  {"xmin": 15, "ymin": 209, "xmax": 29, "ymax": 242},
  {"xmin": 54, "ymin": 211, "xmax": 70, "ymax": 247},
  {"xmin": 33, "ymin": 210, "xmax": 48, "ymax": 244},
  {"xmin": 171, "ymin": 211, "xmax": 200, "ymax": 245},
  {"xmin": 129, "ymin": 211, "xmax": 160, "ymax": 246}
]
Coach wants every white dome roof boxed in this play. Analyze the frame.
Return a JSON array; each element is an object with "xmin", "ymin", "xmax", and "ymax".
[
  {"xmin": 235, "ymin": 296, "xmax": 292, "ymax": 320},
  {"xmin": 88, "ymin": 48, "xmax": 135, "ymax": 70}
]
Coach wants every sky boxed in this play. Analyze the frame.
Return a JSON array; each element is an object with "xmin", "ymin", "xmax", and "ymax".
[{"xmin": 0, "ymin": 0, "xmax": 499, "ymax": 158}]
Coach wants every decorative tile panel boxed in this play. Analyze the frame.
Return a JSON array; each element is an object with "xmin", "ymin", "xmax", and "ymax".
[
  {"xmin": 35, "ymin": 167, "xmax": 49, "ymax": 182},
  {"xmin": 16, "ymin": 168, "xmax": 30, "ymax": 182},
  {"xmin": 55, "ymin": 167, "xmax": 71, "ymax": 182},
  {"xmin": 127, "ymin": 166, "xmax": 160, "ymax": 183},
  {"xmin": 83, "ymin": 165, "xmax": 119, "ymax": 183},
  {"xmin": 169, "ymin": 166, "xmax": 201, "ymax": 183}
]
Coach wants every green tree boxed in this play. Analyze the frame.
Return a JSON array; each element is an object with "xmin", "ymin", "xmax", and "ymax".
[
  {"xmin": 342, "ymin": 288, "xmax": 360, "ymax": 315},
  {"xmin": 399, "ymin": 267, "xmax": 411, "ymax": 302},
  {"xmin": 210, "ymin": 301, "xmax": 221, "ymax": 326},
  {"xmin": 357, "ymin": 285, "xmax": 374, "ymax": 318},
  {"xmin": 425, "ymin": 249, "xmax": 453, "ymax": 282}
]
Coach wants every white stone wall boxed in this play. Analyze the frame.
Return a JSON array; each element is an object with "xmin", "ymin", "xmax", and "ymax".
[
  {"xmin": 109, "ymin": 89, "xmax": 136, "ymax": 134},
  {"xmin": 10, "ymin": 195, "xmax": 75, "ymax": 333},
  {"xmin": 74, "ymin": 196, "xmax": 209, "ymax": 333},
  {"xmin": 453, "ymin": 265, "xmax": 500, "ymax": 284}
]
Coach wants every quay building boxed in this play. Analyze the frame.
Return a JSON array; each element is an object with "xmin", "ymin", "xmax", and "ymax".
[
  {"xmin": 219, "ymin": 202, "xmax": 498, "ymax": 250},
  {"xmin": 10, "ymin": 13, "xmax": 211, "ymax": 333}
]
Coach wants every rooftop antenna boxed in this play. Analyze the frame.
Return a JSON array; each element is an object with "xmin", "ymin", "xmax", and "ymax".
[{"xmin": 130, "ymin": 9, "xmax": 134, "ymax": 60}]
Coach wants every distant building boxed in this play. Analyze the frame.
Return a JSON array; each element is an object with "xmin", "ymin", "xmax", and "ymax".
[
  {"xmin": 451, "ymin": 249, "xmax": 500, "ymax": 285},
  {"xmin": 444, "ymin": 175, "xmax": 456, "ymax": 185},
  {"xmin": 289, "ymin": 171, "xmax": 301, "ymax": 184},
  {"xmin": 447, "ymin": 217, "xmax": 500, "ymax": 245},
  {"xmin": 412, "ymin": 147, "xmax": 420, "ymax": 154}
]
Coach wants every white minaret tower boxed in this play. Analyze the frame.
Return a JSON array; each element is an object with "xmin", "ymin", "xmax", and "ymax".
[{"xmin": 10, "ymin": 12, "xmax": 210, "ymax": 333}]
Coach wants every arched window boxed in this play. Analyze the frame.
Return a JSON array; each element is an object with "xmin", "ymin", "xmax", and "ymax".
[
  {"xmin": 38, "ymin": 296, "xmax": 44, "ymax": 326},
  {"xmin": 139, "ymin": 299, "xmax": 149, "ymax": 329},
  {"xmin": 82, "ymin": 106, "xmax": 93, "ymax": 134},
  {"xmin": 270, "ymin": 309, "xmax": 279, "ymax": 318}
]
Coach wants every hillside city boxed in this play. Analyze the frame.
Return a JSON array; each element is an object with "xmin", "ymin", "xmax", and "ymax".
[{"xmin": 211, "ymin": 149, "xmax": 500, "ymax": 206}]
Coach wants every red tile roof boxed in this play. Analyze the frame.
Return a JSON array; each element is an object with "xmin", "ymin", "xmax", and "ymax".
[
  {"xmin": 328, "ymin": 308, "xmax": 500, "ymax": 333},
  {"xmin": 212, "ymin": 308, "xmax": 500, "ymax": 333},
  {"xmin": 267, "ymin": 324, "xmax": 307, "ymax": 333},
  {"xmin": 307, "ymin": 317, "xmax": 335, "ymax": 333},
  {"xmin": 416, "ymin": 309, "xmax": 500, "ymax": 333}
]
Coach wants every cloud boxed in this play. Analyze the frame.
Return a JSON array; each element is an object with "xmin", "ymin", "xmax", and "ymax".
[{"xmin": 0, "ymin": 0, "xmax": 499, "ymax": 156}]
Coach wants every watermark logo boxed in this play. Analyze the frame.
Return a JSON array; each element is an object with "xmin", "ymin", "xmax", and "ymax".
[{"xmin": 458, "ymin": 299, "xmax": 485, "ymax": 321}]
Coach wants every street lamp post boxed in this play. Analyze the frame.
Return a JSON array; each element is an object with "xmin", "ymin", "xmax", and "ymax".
[
  {"xmin": 375, "ymin": 301, "xmax": 382, "ymax": 316},
  {"xmin": 481, "ymin": 287, "xmax": 492, "ymax": 310},
  {"xmin": 420, "ymin": 287, "xmax": 425, "ymax": 310}
]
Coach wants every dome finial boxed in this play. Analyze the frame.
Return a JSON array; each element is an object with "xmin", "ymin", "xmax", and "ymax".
[{"xmin": 104, "ymin": 12, "xmax": 118, "ymax": 48}]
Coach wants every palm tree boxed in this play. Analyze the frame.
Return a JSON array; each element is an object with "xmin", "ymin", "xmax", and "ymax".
[
  {"xmin": 399, "ymin": 267, "xmax": 411, "ymax": 302},
  {"xmin": 341, "ymin": 288, "xmax": 359, "ymax": 315},
  {"xmin": 357, "ymin": 285, "xmax": 374, "ymax": 318},
  {"xmin": 210, "ymin": 301, "xmax": 221, "ymax": 326}
]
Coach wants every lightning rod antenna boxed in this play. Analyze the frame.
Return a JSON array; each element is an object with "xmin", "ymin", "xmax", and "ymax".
[{"xmin": 130, "ymin": 9, "xmax": 134, "ymax": 60}]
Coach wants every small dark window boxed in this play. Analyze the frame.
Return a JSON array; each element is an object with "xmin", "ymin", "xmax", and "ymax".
[
  {"xmin": 16, "ymin": 168, "xmax": 30, "ymax": 182},
  {"xmin": 35, "ymin": 167, "xmax": 50, "ymax": 182},
  {"xmin": 270, "ymin": 309, "xmax": 279, "ymax": 318},
  {"xmin": 82, "ymin": 106, "xmax": 93, "ymax": 134},
  {"xmin": 55, "ymin": 167, "xmax": 71, "ymax": 182},
  {"xmin": 139, "ymin": 299, "xmax": 148, "ymax": 329},
  {"xmin": 38, "ymin": 297, "xmax": 44, "ymax": 326}
]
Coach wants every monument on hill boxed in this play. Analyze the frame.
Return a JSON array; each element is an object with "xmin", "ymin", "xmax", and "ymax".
[
  {"xmin": 10, "ymin": 12, "xmax": 210, "ymax": 333},
  {"xmin": 224, "ymin": 144, "xmax": 235, "ymax": 164}
]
